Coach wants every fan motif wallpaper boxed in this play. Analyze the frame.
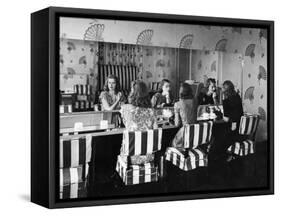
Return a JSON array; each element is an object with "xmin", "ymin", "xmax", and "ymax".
[{"xmin": 59, "ymin": 18, "xmax": 267, "ymax": 141}]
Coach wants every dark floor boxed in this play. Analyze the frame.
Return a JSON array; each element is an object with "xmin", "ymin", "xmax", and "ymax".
[{"xmin": 86, "ymin": 141, "xmax": 268, "ymax": 199}]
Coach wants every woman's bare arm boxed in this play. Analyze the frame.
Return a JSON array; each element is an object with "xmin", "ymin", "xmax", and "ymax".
[{"xmin": 101, "ymin": 97, "xmax": 120, "ymax": 111}]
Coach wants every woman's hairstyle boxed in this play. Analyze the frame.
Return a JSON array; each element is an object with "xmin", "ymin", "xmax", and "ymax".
[
  {"xmin": 103, "ymin": 74, "xmax": 121, "ymax": 93},
  {"xmin": 158, "ymin": 79, "xmax": 170, "ymax": 93},
  {"xmin": 129, "ymin": 80, "xmax": 152, "ymax": 108},
  {"xmin": 206, "ymin": 78, "xmax": 216, "ymax": 87},
  {"xmin": 179, "ymin": 82, "xmax": 194, "ymax": 99},
  {"xmin": 128, "ymin": 80, "xmax": 138, "ymax": 104},
  {"xmin": 223, "ymin": 80, "xmax": 236, "ymax": 98}
]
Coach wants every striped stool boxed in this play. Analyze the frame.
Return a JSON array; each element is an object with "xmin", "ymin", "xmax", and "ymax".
[
  {"xmin": 59, "ymin": 134, "xmax": 92, "ymax": 199},
  {"xmin": 166, "ymin": 121, "xmax": 213, "ymax": 171},
  {"xmin": 227, "ymin": 115, "xmax": 259, "ymax": 158},
  {"xmin": 116, "ymin": 129, "xmax": 163, "ymax": 185},
  {"xmin": 164, "ymin": 121, "xmax": 213, "ymax": 190}
]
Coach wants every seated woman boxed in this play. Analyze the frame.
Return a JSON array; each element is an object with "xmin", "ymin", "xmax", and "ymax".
[
  {"xmin": 120, "ymin": 80, "xmax": 157, "ymax": 164},
  {"xmin": 219, "ymin": 80, "xmax": 243, "ymax": 162},
  {"xmin": 198, "ymin": 78, "xmax": 219, "ymax": 105},
  {"xmin": 172, "ymin": 83, "xmax": 197, "ymax": 148},
  {"xmin": 120, "ymin": 80, "xmax": 157, "ymax": 131},
  {"xmin": 222, "ymin": 80, "xmax": 243, "ymax": 132},
  {"xmin": 174, "ymin": 82, "xmax": 197, "ymax": 127},
  {"xmin": 151, "ymin": 79, "xmax": 174, "ymax": 108},
  {"xmin": 99, "ymin": 74, "xmax": 126, "ymax": 111}
]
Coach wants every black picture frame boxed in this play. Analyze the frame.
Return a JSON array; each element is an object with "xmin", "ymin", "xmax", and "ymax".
[{"xmin": 31, "ymin": 6, "xmax": 274, "ymax": 208}]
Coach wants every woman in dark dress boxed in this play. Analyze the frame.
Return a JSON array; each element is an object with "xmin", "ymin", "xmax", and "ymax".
[
  {"xmin": 208, "ymin": 80, "xmax": 243, "ymax": 186},
  {"xmin": 222, "ymin": 80, "xmax": 244, "ymax": 133}
]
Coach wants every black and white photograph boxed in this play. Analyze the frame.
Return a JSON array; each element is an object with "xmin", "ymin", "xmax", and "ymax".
[{"xmin": 58, "ymin": 14, "xmax": 271, "ymax": 201}]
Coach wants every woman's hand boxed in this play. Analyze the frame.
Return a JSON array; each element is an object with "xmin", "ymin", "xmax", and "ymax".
[
  {"xmin": 212, "ymin": 91, "xmax": 217, "ymax": 98},
  {"xmin": 116, "ymin": 92, "xmax": 122, "ymax": 101}
]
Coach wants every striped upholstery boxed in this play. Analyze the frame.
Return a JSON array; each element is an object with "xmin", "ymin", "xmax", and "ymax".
[
  {"xmin": 165, "ymin": 147, "xmax": 208, "ymax": 171},
  {"xmin": 98, "ymin": 64, "xmax": 138, "ymax": 91},
  {"xmin": 74, "ymin": 84, "xmax": 92, "ymax": 95},
  {"xmin": 60, "ymin": 105, "xmax": 72, "ymax": 113},
  {"xmin": 116, "ymin": 155, "xmax": 158, "ymax": 185},
  {"xmin": 182, "ymin": 121, "xmax": 213, "ymax": 149},
  {"xmin": 59, "ymin": 181, "xmax": 88, "ymax": 199},
  {"xmin": 59, "ymin": 135, "xmax": 92, "ymax": 168},
  {"xmin": 239, "ymin": 115, "xmax": 260, "ymax": 135},
  {"xmin": 227, "ymin": 140, "xmax": 254, "ymax": 156},
  {"xmin": 151, "ymin": 82, "xmax": 160, "ymax": 91},
  {"xmin": 121, "ymin": 129, "xmax": 163, "ymax": 156},
  {"xmin": 227, "ymin": 115, "xmax": 260, "ymax": 159},
  {"xmin": 59, "ymin": 164, "xmax": 89, "ymax": 186}
]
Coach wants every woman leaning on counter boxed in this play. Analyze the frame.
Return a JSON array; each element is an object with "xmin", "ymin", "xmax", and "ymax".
[
  {"xmin": 99, "ymin": 74, "xmax": 126, "ymax": 111},
  {"xmin": 151, "ymin": 79, "xmax": 174, "ymax": 108},
  {"xmin": 119, "ymin": 80, "xmax": 158, "ymax": 164}
]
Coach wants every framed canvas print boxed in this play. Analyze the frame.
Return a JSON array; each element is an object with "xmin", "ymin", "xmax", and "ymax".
[{"xmin": 31, "ymin": 6, "xmax": 274, "ymax": 208}]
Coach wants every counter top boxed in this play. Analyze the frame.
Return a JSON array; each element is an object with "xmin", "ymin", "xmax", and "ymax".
[{"xmin": 60, "ymin": 125, "xmax": 179, "ymax": 139}]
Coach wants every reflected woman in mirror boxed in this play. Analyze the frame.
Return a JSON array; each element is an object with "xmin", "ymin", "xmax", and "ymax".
[
  {"xmin": 198, "ymin": 78, "xmax": 219, "ymax": 105},
  {"xmin": 99, "ymin": 74, "xmax": 126, "ymax": 111},
  {"xmin": 151, "ymin": 79, "xmax": 174, "ymax": 108},
  {"xmin": 174, "ymin": 82, "xmax": 197, "ymax": 127}
]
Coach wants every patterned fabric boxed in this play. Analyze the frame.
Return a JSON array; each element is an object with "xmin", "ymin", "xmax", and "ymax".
[
  {"xmin": 172, "ymin": 121, "xmax": 213, "ymax": 149},
  {"xmin": 98, "ymin": 64, "xmax": 138, "ymax": 91},
  {"xmin": 121, "ymin": 129, "xmax": 162, "ymax": 156},
  {"xmin": 120, "ymin": 104, "xmax": 157, "ymax": 131},
  {"xmin": 74, "ymin": 84, "xmax": 92, "ymax": 95},
  {"xmin": 59, "ymin": 181, "xmax": 88, "ymax": 199},
  {"xmin": 119, "ymin": 154, "xmax": 155, "ymax": 165},
  {"xmin": 59, "ymin": 135, "xmax": 92, "ymax": 168},
  {"xmin": 227, "ymin": 139, "xmax": 255, "ymax": 156},
  {"xmin": 99, "ymin": 91, "xmax": 126, "ymax": 110},
  {"xmin": 59, "ymin": 164, "xmax": 89, "ymax": 186},
  {"xmin": 239, "ymin": 115, "xmax": 260, "ymax": 135},
  {"xmin": 60, "ymin": 105, "xmax": 72, "ymax": 113},
  {"xmin": 116, "ymin": 155, "xmax": 158, "ymax": 185},
  {"xmin": 165, "ymin": 147, "xmax": 208, "ymax": 171}
]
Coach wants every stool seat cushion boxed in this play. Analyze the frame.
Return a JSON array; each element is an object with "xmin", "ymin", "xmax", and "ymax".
[
  {"xmin": 60, "ymin": 135, "xmax": 92, "ymax": 168},
  {"xmin": 227, "ymin": 139, "xmax": 255, "ymax": 156},
  {"xmin": 116, "ymin": 155, "xmax": 158, "ymax": 185},
  {"xmin": 165, "ymin": 147, "xmax": 208, "ymax": 171}
]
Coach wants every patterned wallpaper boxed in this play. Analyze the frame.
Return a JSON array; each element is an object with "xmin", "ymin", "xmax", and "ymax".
[
  {"xmin": 60, "ymin": 39, "xmax": 98, "ymax": 92},
  {"xmin": 60, "ymin": 17, "xmax": 268, "ymax": 141}
]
